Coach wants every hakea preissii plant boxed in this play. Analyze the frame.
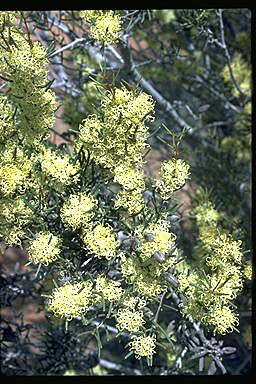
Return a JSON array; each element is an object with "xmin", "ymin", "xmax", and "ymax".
[{"xmin": 0, "ymin": 11, "xmax": 250, "ymax": 367}]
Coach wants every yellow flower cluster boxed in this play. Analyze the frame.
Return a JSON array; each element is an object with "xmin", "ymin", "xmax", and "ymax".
[
  {"xmin": 78, "ymin": 86, "xmax": 155, "ymax": 170},
  {"xmin": 179, "ymin": 195, "xmax": 245, "ymax": 334},
  {"xmin": 202, "ymin": 306, "xmax": 239, "ymax": 335},
  {"xmin": 128, "ymin": 335, "xmax": 156, "ymax": 359},
  {"xmin": 221, "ymin": 134, "xmax": 251, "ymax": 164},
  {"xmin": 156, "ymin": 158, "xmax": 190, "ymax": 199},
  {"xmin": 61, "ymin": 192, "xmax": 96, "ymax": 230},
  {"xmin": 244, "ymin": 262, "xmax": 252, "ymax": 280},
  {"xmin": 137, "ymin": 221, "xmax": 176, "ymax": 261},
  {"xmin": 205, "ymin": 233, "xmax": 243, "ymax": 269},
  {"xmin": 0, "ymin": 197, "xmax": 33, "ymax": 245},
  {"xmin": 180, "ymin": 267, "xmax": 243, "ymax": 309},
  {"xmin": 0, "ymin": 96, "xmax": 15, "ymax": 146},
  {"xmin": 115, "ymin": 308, "xmax": 145, "ymax": 332},
  {"xmin": 0, "ymin": 147, "xmax": 32, "ymax": 196},
  {"xmin": 0, "ymin": 11, "xmax": 16, "ymax": 28},
  {"xmin": 222, "ymin": 53, "xmax": 251, "ymax": 97},
  {"xmin": 0, "ymin": 18, "xmax": 56, "ymax": 146},
  {"xmin": 102, "ymin": 87, "xmax": 155, "ymax": 127},
  {"xmin": 39, "ymin": 148, "xmax": 79, "ymax": 188},
  {"xmin": 28, "ymin": 231, "xmax": 62, "ymax": 266},
  {"xmin": 120, "ymin": 255, "xmax": 168, "ymax": 298},
  {"xmin": 48, "ymin": 281, "xmax": 93, "ymax": 320},
  {"xmin": 193, "ymin": 201, "xmax": 219, "ymax": 227},
  {"xmin": 122, "ymin": 295, "xmax": 146, "ymax": 310},
  {"xmin": 83, "ymin": 223, "xmax": 117, "ymax": 260},
  {"xmin": 81, "ymin": 10, "xmax": 122, "ymax": 44},
  {"xmin": 114, "ymin": 164, "xmax": 146, "ymax": 215},
  {"xmin": 95, "ymin": 275, "xmax": 124, "ymax": 303}
]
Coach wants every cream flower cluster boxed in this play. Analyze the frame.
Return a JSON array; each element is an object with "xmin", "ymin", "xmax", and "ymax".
[
  {"xmin": 78, "ymin": 86, "xmax": 155, "ymax": 170},
  {"xmin": 39, "ymin": 148, "xmax": 79, "ymax": 187},
  {"xmin": 204, "ymin": 232, "xmax": 243, "ymax": 269},
  {"xmin": 137, "ymin": 221, "xmax": 176, "ymax": 261},
  {"xmin": 128, "ymin": 335, "xmax": 156, "ymax": 359},
  {"xmin": 115, "ymin": 308, "xmax": 145, "ymax": 332},
  {"xmin": 178, "ymin": 195, "xmax": 245, "ymax": 334},
  {"xmin": 95, "ymin": 275, "xmax": 124, "ymax": 303},
  {"xmin": 48, "ymin": 281, "xmax": 94, "ymax": 320},
  {"xmin": 0, "ymin": 197, "xmax": 33, "ymax": 246},
  {"xmin": 61, "ymin": 192, "xmax": 96, "ymax": 230},
  {"xmin": 114, "ymin": 164, "xmax": 146, "ymax": 215},
  {"xmin": 120, "ymin": 255, "xmax": 168, "ymax": 299},
  {"xmin": 83, "ymin": 223, "xmax": 117, "ymax": 260},
  {"xmin": 0, "ymin": 18, "xmax": 56, "ymax": 146},
  {"xmin": 156, "ymin": 158, "xmax": 190, "ymax": 199},
  {"xmin": 202, "ymin": 305, "xmax": 239, "ymax": 335},
  {"xmin": 0, "ymin": 147, "xmax": 32, "ymax": 196},
  {"xmin": 28, "ymin": 231, "xmax": 62, "ymax": 266},
  {"xmin": 81, "ymin": 10, "xmax": 122, "ymax": 44}
]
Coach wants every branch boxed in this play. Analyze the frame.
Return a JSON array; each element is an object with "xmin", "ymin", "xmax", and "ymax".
[
  {"xmin": 120, "ymin": 42, "xmax": 193, "ymax": 133},
  {"xmin": 48, "ymin": 37, "xmax": 88, "ymax": 58},
  {"xmin": 217, "ymin": 9, "xmax": 246, "ymax": 98},
  {"xmin": 99, "ymin": 358, "xmax": 143, "ymax": 375}
]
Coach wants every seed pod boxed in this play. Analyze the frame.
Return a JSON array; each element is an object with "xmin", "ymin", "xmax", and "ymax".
[
  {"xmin": 117, "ymin": 231, "xmax": 129, "ymax": 241},
  {"xmin": 170, "ymin": 214, "xmax": 180, "ymax": 223},
  {"xmin": 222, "ymin": 347, "xmax": 236, "ymax": 354},
  {"xmin": 164, "ymin": 272, "xmax": 178, "ymax": 287},
  {"xmin": 154, "ymin": 251, "xmax": 166, "ymax": 263},
  {"xmin": 167, "ymin": 244, "xmax": 176, "ymax": 256},
  {"xmin": 143, "ymin": 307, "xmax": 154, "ymax": 319},
  {"xmin": 144, "ymin": 232, "xmax": 155, "ymax": 242}
]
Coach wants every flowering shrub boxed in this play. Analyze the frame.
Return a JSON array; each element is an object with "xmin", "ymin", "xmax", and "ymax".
[{"xmin": 0, "ymin": 9, "xmax": 251, "ymax": 376}]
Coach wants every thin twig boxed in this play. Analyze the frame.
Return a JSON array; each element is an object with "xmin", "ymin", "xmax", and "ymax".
[
  {"xmin": 217, "ymin": 9, "xmax": 245, "ymax": 98},
  {"xmin": 48, "ymin": 38, "xmax": 88, "ymax": 58},
  {"xmin": 99, "ymin": 358, "xmax": 142, "ymax": 375}
]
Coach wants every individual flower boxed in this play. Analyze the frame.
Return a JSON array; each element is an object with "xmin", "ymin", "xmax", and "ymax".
[
  {"xmin": 61, "ymin": 192, "xmax": 96, "ymax": 230},
  {"xmin": 83, "ymin": 223, "xmax": 117, "ymax": 260},
  {"xmin": 28, "ymin": 231, "xmax": 62, "ymax": 265},
  {"xmin": 156, "ymin": 158, "xmax": 190, "ymax": 199},
  {"xmin": 48, "ymin": 281, "xmax": 93, "ymax": 320},
  {"xmin": 128, "ymin": 335, "xmax": 156, "ymax": 359}
]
